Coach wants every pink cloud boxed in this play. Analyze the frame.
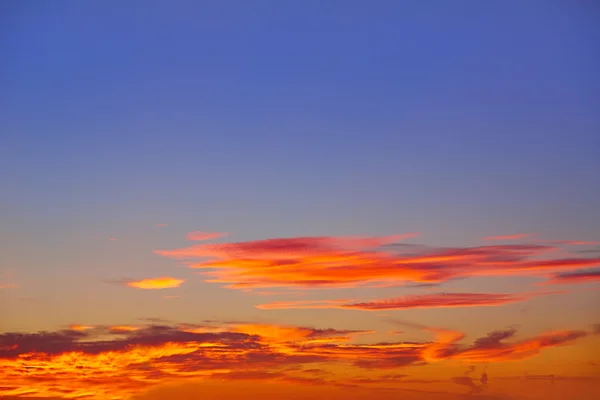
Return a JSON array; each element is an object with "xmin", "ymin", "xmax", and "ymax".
[{"xmin": 186, "ymin": 231, "xmax": 228, "ymax": 241}]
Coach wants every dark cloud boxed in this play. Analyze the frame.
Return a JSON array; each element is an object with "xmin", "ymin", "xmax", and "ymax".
[{"xmin": 545, "ymin": 269, "xmax": 600, "ymax": 285}]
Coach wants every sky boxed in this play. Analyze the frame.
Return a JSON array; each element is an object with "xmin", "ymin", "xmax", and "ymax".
[{"xmin": 0, "ymin": 1, "xmax": 599, "ymax": 399}]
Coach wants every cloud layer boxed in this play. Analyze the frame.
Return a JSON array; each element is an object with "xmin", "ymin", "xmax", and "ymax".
[
  {"xmin": 154, "ymin": 235, "xmax": 600, "ymax": 291},
  {"xmin": 1, "ymin": 321, "xmax": 596, "ymax": 399}
]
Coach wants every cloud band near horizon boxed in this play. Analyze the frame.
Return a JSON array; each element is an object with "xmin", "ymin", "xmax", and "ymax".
[{"xmin": 1, "ymin": 320, "xmax": 596, "ymax": 399}]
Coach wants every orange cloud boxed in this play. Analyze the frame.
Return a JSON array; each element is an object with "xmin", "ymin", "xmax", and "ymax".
[
  {"xmin": 482, "ymin": 233, "xmax": 535, "ymax": 241},
  {"xmin": 441, "ymin": 329, "xmax": 589, "ymax": 362},
  {"xmin": 256, "ymin": 291, "xmax": 555, "ymax": 311},
  {"xmin": 154, "ymin": 234, "xmax": 600, "ymax": 291},
  {"xmin": 68, "ymin": 324, "xmax": 94, "ymax": 331},
  {"xmin": 0, "ymin": 321, "xmax": 595, "ymax": 399},
  {"xmin": 109, "ymin": 325, "xmax": 141, "ymax": 333},
  {"xmin": 126, "ymin": 277, "xmax": 184, "ymax": 290},
  {"xmin": 186, "ymin": 231, "xmax": 228, "ymax": 241}
]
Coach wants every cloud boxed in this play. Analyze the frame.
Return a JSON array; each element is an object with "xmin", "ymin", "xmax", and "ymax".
[
  {"xmin": 68, "ymin": 324, "xmax": 94, "ymax": 331},
  {"xmin": 543, "ymin": 269, "xmax": 600, "ymax": 285},
  {"xmin": 154, "ymin": 234, "xmax": 600, "ymax": 291},
  {"xmin": 155, "ymin": 223, "xmax": 168, "ymax": 227},
  {"xmin": 432, "ymin": 328, "xmax": 588, "ymax": 363},
  {"xmin": 496, "ymin": 374, "xmax": 599, "ymax": 381},
  {"xmin": 482, "ymin": 233, "xmax": 535, "ymax": 241},
  {"xmin": 389, "ymin": 320, "xmax": 590, "ymax": 363},
  {"xmin": 0, "ymin": 321, "xmax": 593, "ymax": 399},
  {"xmin": 109, "ymin": 325, "xmax": 141, "ymax": 333},
  {"xmin": 552, "ymin": 240, "xmax": 600, "ymax": 246},
  {"xmin": 186, "ymin": 231, "xmax": 228, "ymax": 241},
  {"xmin": 256, "ymin": 292, "xmax": 553, "ymax": 311},
  {"xmin": 0, "ymin": 283, "xmax": 19, "ymax": 289},
  {"xmin": 125, "ymin": 277, "xmax": 185, "ymax": 290}
]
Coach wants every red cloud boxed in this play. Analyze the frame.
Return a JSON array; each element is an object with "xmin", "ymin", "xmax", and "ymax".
[
  {"xmin": 154, "ymin": 234, "xmax": 600, "ymax": 291},
  {"xmin": 0, "ymin": 321, "xmax": 594, "ymax": 399},
  {"xmin": 186, "ymin": 231, "xmax": 228, "ymax": 241},
  {"xmin": 256, "ymin": 291, "xmax": 557, "ymax": 311}
]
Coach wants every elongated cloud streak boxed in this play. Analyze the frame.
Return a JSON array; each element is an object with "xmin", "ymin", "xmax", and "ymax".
[
  {"xmin": 187, "ymin": 231, "xmax": 228, "ymax": 241},
  {"xmin": 483, "ymin": 233, "xmax": 535, "ymax": 241},
  {"xmin": 126, "ymin": 277, "xmax": 184, "ymax": 289},
  {"xmin": 544, "ymin": 270, "xmax": 600, "ymax": 285},
  {"xmin": 0, "ymin": 283, "xmax": 18, "ymax": 289},
  {"xmin": 154, "ymin": 234, "xmax": 600, "ymax": 291},
  {"xmin": 256, "ymin": 292, "xmax": 554, "ymax": 311}
]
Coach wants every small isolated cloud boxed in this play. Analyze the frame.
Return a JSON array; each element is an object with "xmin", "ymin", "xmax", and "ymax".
[
  {"xmin": 155, "ymin": 223, "xmax": 168, "ymax": 227},
  {"xmin": 126, "ymin": 277, "xmax": 184, "ymax": 290},
  {"xmin": 256, "ymin": 292, "xmax": 555, "ymax": 311},
  {"xmin": 163, "ymin": 295, "xmax": 180, "ymax": 299},
  {"xmin": 544, "ymin": 269, "xmax": 600, "ymax": 285},
  {"xmin": 109, "ymin": 237, "xmax": 117, "ymax": 241},
  {"xmin": 483, "ymin": 233, "xmax": 535, "ymax": 241},
  {"xmin": 186, "ymin": 231, "xmax": 228, "ymax": 241},
  {"xmin": 68, "ymin": 324, "xmax": 94, "ymax": 331}
]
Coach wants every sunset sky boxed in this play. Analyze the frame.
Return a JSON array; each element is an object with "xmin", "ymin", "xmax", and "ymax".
[{"xmin": 1, "ymin": 1, "xmax": 599, "ymax": 399}]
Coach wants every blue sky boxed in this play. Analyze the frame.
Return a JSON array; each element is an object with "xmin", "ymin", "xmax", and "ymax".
[
  {"xmin": 2, "ymin": 1, "xmax": 599, "ymax": 243},
  {"xmin": 1, "ymin": 5, "xmax": 600, "ymax": 400},
  {"xmin": 1, "ymin": 1, "xmax": 599, "ymax": 329}
]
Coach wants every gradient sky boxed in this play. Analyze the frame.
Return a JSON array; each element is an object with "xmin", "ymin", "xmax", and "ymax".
[{"xmin": 1, "ymin": 1, "xmax": 599, "ymax": 399}]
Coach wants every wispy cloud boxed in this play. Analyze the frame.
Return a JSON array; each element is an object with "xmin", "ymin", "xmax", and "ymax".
[
  {"xmin": 186, "ymin": 231, "xmax": 228, "ymax": 241},
  {"xmin": 154, "ymin": 234, "xmax": 600, "ymax": 291},
  {"xmin": 543, "ymin": 269, "xmax": 600, "ymax": 285},
  {"xmin": 482, "ymin": 233, "xmax": 535, "ymax": 241},
  {"xmin": 0, "ymin": 283, "xmax": 19, "ymax": 289},
  {"xmin": 256, "ymin": 291, "xmax": 558, "ymax": 311}
]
